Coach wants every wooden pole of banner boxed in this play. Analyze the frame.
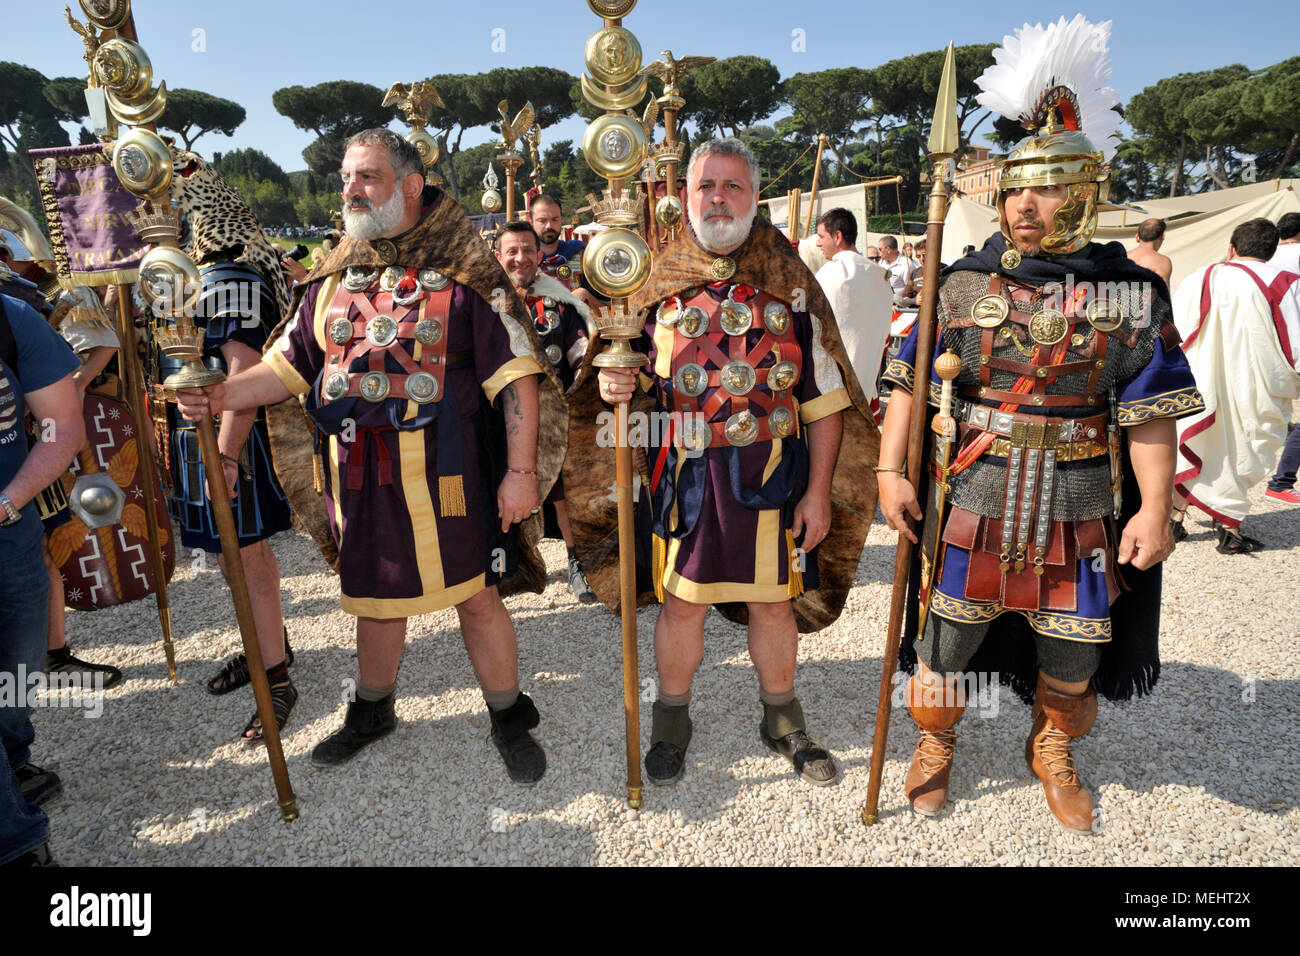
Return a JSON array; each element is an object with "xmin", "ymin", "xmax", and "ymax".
[{"xmin": 112, "ymin": 287, "xmax": 177, "ymax": 681}]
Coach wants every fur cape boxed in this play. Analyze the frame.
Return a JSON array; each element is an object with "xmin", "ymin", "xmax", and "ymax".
[
  {"xmin": 562, "ymin": 216, "xmax": 881, "ymax": 633},
  {"xmin": 263, "ymin": 186, "xmax": 567, "ymax": 598},
  {"xmin": 528, "ymin": 272, "xmax": 597, "ymax": 340}
]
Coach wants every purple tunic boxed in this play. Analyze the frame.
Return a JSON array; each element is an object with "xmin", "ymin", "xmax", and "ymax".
[
  {"xmin": 266, "ymin": 274, "xmax": 542, "ymax": 617},
  {"xmin": 641, "ymin": 284, "xmax": 850, "ymax": 604}
]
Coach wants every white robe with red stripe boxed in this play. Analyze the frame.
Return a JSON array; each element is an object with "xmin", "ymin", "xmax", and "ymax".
[{"xmin": 1173, "ymin": 259, "xmax": 1300, "ymax": 526}]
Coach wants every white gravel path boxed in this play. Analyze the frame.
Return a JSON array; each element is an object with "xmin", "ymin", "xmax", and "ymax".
[{"xmin": 31, "ymin": 477, "xmax": 1300, "ymax": 866}]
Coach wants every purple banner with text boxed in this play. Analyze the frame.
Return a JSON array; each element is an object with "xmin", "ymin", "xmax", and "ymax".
[{"xmin": 29, "ymin": 142, "xmax": 144, "ymax": 288}]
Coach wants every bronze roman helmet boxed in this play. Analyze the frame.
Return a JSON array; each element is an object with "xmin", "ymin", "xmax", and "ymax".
[{"xmin": 976, "ymin": 16, "xmax": 1121, "ymax": 257}]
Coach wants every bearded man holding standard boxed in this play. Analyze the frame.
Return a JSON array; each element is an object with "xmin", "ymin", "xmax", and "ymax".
[
  {"xmin": 591, "ymin": 139, "xmax": 877, "ymax": 787},
  {"xmin": 174, "ymin": 130, "xmax": 564, "ymax": 785}
]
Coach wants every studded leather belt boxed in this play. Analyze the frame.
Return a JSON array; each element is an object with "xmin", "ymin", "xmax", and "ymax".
[
  {"xmin": 956, "ymin": 401, "xmax": 1108, "ymax": 445},
  {"xmin": 979, "ymin": 436, "xmax": 1108, "ymax": 462}
]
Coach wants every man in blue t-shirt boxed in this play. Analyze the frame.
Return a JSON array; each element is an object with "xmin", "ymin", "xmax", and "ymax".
[
  {"xmin": 0, "ymin": 293, "xmax": 84, "ymax": 867},
  {"xmin": 526, "ymin": 194, "xmax": 601, "ymax": 310}
]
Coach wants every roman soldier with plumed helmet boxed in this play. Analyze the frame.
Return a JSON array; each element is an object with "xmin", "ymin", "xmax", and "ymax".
[{"xmin": 877, "ymin": 15, "xmax": 1203, "ymax": 832}]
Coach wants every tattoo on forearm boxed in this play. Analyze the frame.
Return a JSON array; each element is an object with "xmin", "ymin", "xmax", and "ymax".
[{"xmin": 502, "ymin": 382, "xmax": 521, "ymax": 437}]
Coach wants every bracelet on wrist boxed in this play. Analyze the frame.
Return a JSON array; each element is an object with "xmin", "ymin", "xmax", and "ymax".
[
  {"xmin": 506, "ymin": 467, "xmax": 537, "ymax": 477},
  {"xmin": 0, "ymin": 493, "xmax": 22, "ymax": 526},
  {"xmin": 873, "ymin": 466, "xmax": 908, "ymax": 475}
]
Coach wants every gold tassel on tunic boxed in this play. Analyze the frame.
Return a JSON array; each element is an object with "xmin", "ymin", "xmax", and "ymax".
[
  {"xmin": 439, "ymin": 474, "xmax": 467, "ymax": 517},
  {"xmin": 652, "ymin": 532, "xmax": 667, "ymax": 602}
]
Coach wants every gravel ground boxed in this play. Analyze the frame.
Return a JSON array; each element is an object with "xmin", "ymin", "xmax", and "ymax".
[{"xmin": 31, "ymin": 477, "xmax": 1299, "ymax": 866}]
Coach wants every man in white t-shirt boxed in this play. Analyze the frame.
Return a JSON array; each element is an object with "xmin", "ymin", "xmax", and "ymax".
[
  {"xmin": 877, "ymin": 235, "xmax": 917, "ymax": 303},
  {"xmin": 1269, "ymin": 212, "xmax": 1300, "ymax": 274},
  {"xmin": 814, "ymin": 208, "xmax": 892, "ymax": 399}
]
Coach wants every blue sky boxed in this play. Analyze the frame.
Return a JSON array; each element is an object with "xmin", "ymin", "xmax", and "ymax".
[{"xmin": 5, "ymin": 1, "xmax": 1297, "ymax": 174}]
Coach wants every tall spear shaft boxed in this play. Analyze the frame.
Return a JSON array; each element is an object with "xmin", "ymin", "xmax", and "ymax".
[{"xmin": 862, "ymin": 42, "xmax": 959, "ymax": 827}]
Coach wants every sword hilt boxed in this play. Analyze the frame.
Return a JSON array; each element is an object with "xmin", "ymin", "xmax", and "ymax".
[{"xmin": 932, "ymin": 349, "xmax": 962, "ymax": 439}]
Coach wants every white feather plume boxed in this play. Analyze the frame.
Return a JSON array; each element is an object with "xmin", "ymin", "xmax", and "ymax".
[{"xmin": 975, "ymin": 14, "xmax": 1120, "ymax": 163}]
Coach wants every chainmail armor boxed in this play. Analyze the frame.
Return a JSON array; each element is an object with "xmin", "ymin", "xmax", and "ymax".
[{"xmin": 935, "ymin": 269, "xmax": 1166, "ymax": 521}]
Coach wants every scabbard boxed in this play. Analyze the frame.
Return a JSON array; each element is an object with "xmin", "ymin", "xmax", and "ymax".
[{"xmin": 916, "ymin": 425, "xmax": 954, "ymax": 639}]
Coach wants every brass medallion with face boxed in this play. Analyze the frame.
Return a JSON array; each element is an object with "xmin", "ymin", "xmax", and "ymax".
[{"xmin": 999, "ymin": 184, "xmax": 1068, "ymax": 261}]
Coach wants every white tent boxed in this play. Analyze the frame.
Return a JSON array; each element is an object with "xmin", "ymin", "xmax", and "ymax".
[
  {"xmin": 1096, "ymin": 180, "xmax": 1300, "ymax": 289},
  {"xmin": 768, "ymin": 178, "xmax": 1300, "ymax": 290},
  {"xmin": 762, "ymin": 182, "xmax": 872, "ymax": 241}
]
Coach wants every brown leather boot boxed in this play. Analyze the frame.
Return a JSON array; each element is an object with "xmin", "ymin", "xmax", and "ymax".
[
  {"xmin": 1026, "ymin": 674, "xmax": 1098, "ymax": 833},
  {"xmin": 903, "ymin": 672, "xmax": 965, "ymax": 817}
]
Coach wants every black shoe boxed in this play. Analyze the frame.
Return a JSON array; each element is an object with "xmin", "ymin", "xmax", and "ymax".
[
  {"xmin": 760, "ymin": 720, "xmax": 840, "ymax": 787},
  {"xmin": 1215, "ymin": 524, "xmax": 1264, "ymax": 555},
  {"xmin": 16, "ymin": 764, "xmax": 62, "ymax": 807},
  {"xmin": 3, "ymin": 843, "xmax": 57, "ymax": 867},
  {"xmin": 488, "ymin": 693, "xmax": 546, "ymax": 786},
  {"xmin": 1170, "ymin": 518, "xmax": 1188, "ymax": 543},
  {"xmin": 645, "ymin": 700, "xmax": 692, "ymax": 786},
  {"xmin": 644, "ymin": 741, "xmax": 688, "ymax": 786},
  {"xmin": 310, "ymin": 693, "xmax": 396, "ymax": 766},
  {"xmin": 45, "ymin": 646, "xmax": 123, "ymax": 690}
]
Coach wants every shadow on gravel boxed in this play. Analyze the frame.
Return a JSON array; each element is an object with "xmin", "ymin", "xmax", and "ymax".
[
  {"xmin": 1079, "ymin": 662, "xmax": 1299, "ymax": 813},
  {"xmin": 1180, "ymin": 506, "xmax": 1300, "ymax": 550},
  {"xmin": 843, "ymin": 660, "xmax": 1300, "ymax": 817}
]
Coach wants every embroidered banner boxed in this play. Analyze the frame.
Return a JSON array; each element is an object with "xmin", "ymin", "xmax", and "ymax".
[{"xmin": 28, "ymin": 142, "xmax": 144, "ymax": 288}]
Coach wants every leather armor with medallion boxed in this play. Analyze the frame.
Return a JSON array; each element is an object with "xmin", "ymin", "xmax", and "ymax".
[
  {"xmin": 928, "ymin": 270, "xmax": 1164, "ymax": 613},
  {"xmin": 656, "ymin": 285, "xmax": 803, "ymax": 451},
  {"xmin": 318, "ymin": 265, "xmax": 455, "ymax": 410}
]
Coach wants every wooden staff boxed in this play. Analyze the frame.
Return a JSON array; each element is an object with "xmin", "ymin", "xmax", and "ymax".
[
  {"xmin": 862, "ymin": 43, "xmax": 958, "ymax": 826},
  {"xmin": 614, "ymin": 399, "xmax": 643, "ymax": 809},
  {"xmin": 112, "ymin": 286, "xmax": 177, "ymax": 680},
  {"xmin": 191, "ymin": 402, "xmax": 298, "ymax": 821}
]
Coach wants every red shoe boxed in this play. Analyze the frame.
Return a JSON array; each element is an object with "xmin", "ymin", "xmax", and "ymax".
[{"xmin": 1266, "ymin": 488, "xmax": 1300, "ymax": 504}]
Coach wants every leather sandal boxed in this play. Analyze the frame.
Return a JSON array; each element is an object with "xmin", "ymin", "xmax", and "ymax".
[
  {"xmin": 242, "ymin": 679, "xmax": 298, "ymax": 744},
  {"xmin": 1214, "ymin": 524, "xmax": 1264, "ymax": 555},
  {"xmin": 1169, "ymin": 506, "xmax": 1188, "ymax": 543},
  {"xmin": 207, "ymin": 629, "xmax": 293, "ymax": 695}
]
